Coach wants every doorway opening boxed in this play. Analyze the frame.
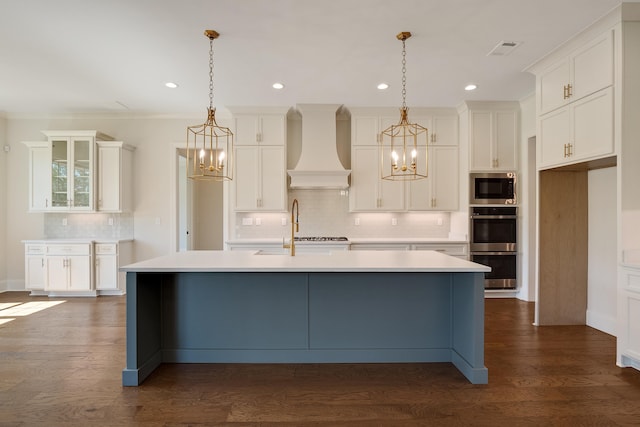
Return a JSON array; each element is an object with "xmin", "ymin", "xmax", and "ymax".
[{"xmin": 174, "ymin": 148, "xmax": 224, "ymax": 251}]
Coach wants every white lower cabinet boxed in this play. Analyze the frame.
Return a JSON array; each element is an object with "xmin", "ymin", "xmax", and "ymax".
[
  {"xmin": 412, "ymin": 243, "xmax": 468, "ymax": 260},
  {"xmin": 95, "ymin": 242, "xmax": 132, "ymax": 294},
  {"xmin": 25, "ymin": 244, "xmax": 46, "ymax": 292},
  {"xmin": 350, "ymin": 242, "xmax": 467, "ymax": 258},
  {"xmin": 350, "ymin": 243, "xmax": 411, "ymax": 251},
  {"xmin": 95, "ymin": 244, "xmax": 118, "ymax": 291},
  {"xmin": 45, "ymin": 244, "xmax": 93, "ymax": 292},
  {"xmin": 227, "ymin": 242, "xmax": 350, "ymax": 253},
  {"xmin": 23, "ymin": 240, "xmax": 132, "ymax": 296},
  {"xmin": 619, "ymin": 265, "xmax": 640, "ymax": 372}
]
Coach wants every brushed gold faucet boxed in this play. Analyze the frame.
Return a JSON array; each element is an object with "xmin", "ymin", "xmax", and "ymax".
[{"xmin": 283, "ymin": 198, "xmax": 299, "ymax": 256}]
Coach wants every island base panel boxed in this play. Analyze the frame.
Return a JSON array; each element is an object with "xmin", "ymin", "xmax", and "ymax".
[{"xmin": 123, "ymin": 271, "xmax": 487, "ymax": 385}]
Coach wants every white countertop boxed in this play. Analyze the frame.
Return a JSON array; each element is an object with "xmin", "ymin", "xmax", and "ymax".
[
  {"xmin": 121, "ymin": 250, "xmax": 489, "ymax": 273},
  {"xmin": 23, "ymin": 238, "xmax": 134, "ymax": 244},
  {"xmin": 348, "ymin": 237, "xmax": 468, "ymax": 244},
  {"xmin": 227, "ymin": 237, "xmax": 468, "ymax": 245}
]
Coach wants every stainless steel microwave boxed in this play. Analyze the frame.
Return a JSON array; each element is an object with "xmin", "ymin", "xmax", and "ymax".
[{"xmin": 470, "ymin": 172, "xmax": 517, "ymax": 205}]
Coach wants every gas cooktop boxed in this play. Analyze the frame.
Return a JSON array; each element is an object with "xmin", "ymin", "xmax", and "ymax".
[{"xmin": 294, "ymin": 237, "xmax": 349, "ymax": 242}]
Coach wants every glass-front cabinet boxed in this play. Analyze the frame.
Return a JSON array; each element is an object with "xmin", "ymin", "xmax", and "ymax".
[
  {"xmin": 40, "ymin": 131, "xmax": 111, "ymax": 212},
  {"xmin": 24, "ymin": 131, "xmax": 132, "ymax": 213},
  {"xmin": 49, "ymin": 135, "xmax": 94, "ymax": 210}
]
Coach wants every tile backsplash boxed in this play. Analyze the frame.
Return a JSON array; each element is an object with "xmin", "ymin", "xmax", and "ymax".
[
  {"xmin": 45, "ymin": 213, "xmax": 133, "ymax": 239},
  {"xmin": 234, "ymin": 189, "xmax": 452, "ymax": 239}
]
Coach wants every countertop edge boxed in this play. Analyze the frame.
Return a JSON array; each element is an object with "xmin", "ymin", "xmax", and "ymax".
[
  {"xmin": 227, "ymin": 238, "xmax": 469, "ymax": 245},
  {"xmin": 23, "ymin": 238, "xmax": 134, "ymax": 244}
]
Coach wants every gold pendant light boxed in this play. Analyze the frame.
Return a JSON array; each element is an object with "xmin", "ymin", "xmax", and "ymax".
[
  {"xmin": 380, "ymin": 32, "xmax": 428, "ymax": 181},
  {"xmin": 186, "ymin": 30, "xmax": 234, "ymax": 181}
]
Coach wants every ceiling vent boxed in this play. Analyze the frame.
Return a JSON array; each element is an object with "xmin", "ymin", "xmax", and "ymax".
[{"xmin": 487, "ymin": 41, "xmax": 522, "ymax": 56}]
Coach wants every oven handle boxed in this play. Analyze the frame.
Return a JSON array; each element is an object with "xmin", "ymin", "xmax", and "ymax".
[
  {"xmin": 470, "ymin": 215, "xmax": 517, "ymax": 219},
  {"xmin": 471, "ymin": 251, "xmax": 517, "ymax": 255}
]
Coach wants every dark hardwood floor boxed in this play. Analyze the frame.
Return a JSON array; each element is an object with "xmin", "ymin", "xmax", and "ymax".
[{"xmin": 1, "ymin": 292, "xmax": 640, "ymax": 426}]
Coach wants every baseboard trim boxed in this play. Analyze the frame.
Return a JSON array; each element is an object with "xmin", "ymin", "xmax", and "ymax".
[
  {"xmin": 0, "ymin": 280, "xmax": 26, "ymax": 293},
  {"xmin": 586, "ymin": 309, "xmax": 616, "ymax": 336}
]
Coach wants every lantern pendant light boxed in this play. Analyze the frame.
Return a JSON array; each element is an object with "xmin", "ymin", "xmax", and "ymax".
[
  {"xmin": 186, "ymin": 30, "xmax": 234, "ymax": 181},
  {"xmin": 380, "ymin": 32, "xmax": 428, "ymax": 181}
]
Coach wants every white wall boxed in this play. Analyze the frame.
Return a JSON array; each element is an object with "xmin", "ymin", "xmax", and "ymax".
[
  {"xmin": 588, "ymin": 167, "xmax": 617, "ymax": 335},
  {"xmin": 0, "ymin": 115, "xmax": 7, "ymax": 291},
  {"xmin": 518, "ymin": 93, "xmax": 536, "ymax": 302}
]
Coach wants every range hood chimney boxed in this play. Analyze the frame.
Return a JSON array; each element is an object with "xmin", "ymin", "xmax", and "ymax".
[{"xmin": 287, "ymin": 104, "xmax": 351, "ymax": 189}]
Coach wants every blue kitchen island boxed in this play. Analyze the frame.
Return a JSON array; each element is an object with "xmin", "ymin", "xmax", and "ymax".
[{"xmin": 120, "ymin": 250, "xmax": 490, "ymax": 386}]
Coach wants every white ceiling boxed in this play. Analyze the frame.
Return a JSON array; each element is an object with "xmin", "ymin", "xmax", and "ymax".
[{"xmin": 0, "ymin": 0, "xmax": 628, "ymax": 116}]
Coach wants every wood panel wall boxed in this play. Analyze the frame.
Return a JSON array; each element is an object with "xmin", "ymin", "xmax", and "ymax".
[{"xmin": 538, "ymin": 169, "xmax": 588, "ymax": 325}]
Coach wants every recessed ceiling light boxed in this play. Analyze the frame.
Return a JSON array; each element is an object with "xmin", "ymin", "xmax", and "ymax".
[
  {"xmin": 165, "ymin": 82, "xmax": 178, "ymax": 89},
  {"xmin": 272, "ymin": 82, "xmax": 284, "ymax": 89},
  {"xmin": 465, "ymin": 84, "xmax": 477, "ymax": 91},
  {"xmin": 377, "ymin": 83, "xmax": 389, "ymax": 90}
]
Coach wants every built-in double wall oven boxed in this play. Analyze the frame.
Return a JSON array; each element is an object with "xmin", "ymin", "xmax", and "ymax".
[{"xmin": 470, "ymin": 205, "xmax": 518, "ymax": 289}]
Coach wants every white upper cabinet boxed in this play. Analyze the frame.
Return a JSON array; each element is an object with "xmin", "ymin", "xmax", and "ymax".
[
  {"xmin": 229, "ymin": 107, "xmax": 288, "ymax": 212},
  {"xmin": 466, "ymin": 105, "xmax": 519, "ymax": 172},
  {"xmin": 429, "ymin": 115, "xmax": 458, "ymax": 146},
  {"xmin": 46, "ymin": 133, "xmax": 95, "ymax": 211},
  {"xmin": 531, "ymin": 26, "xmax": 616, "ymax": 170},
  {"xmin": 349, "ymin": 145, "xmax": 405, "ymax": 211},
  {"xmin": 23, "ymin": 141, "xmax": 50, "ymax": 211},
  {"xmin": 538, "ymin": 30, "xmax": 613, "ymax": 115},
  {"xmin": 232, "ymin": 111, "xmax": 287, "ymax": 146},
  {"xmin": 96, "ymin": 141, "xmax": 135, "ymax": 212},
  {"xmin": 349, "ymin": 108, "xmax": 459, "ymax": 212},
  {"xmin": 351, "ymin": 115, "xmax": 403, "ymax": 146},
  {"xmin": 408, "ymin": 146, "xmax": 459, "ymax": 211},
  {"xmin": 234, "ymin": 145, "xmax": 287, "ymax": 211},
  {"xmin": 24, "ymin": 131, "xmax": 133, "ymax": 213},
  {"xmin": 539, "ymin": 87, "xmax": 614, "ymax": 169}
]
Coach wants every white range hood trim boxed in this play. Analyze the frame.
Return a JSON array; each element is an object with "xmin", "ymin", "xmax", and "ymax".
[
  {"xmin": 288, "ymin": 103, "xmax": 351, "ymax": 189},
  {"xmin": 287, "ymin": 170, "xmax": 351, "ymax": 189}
]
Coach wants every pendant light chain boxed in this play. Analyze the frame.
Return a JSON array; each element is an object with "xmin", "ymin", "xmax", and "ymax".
[
  {"xmin": 401, "ymin": 37, "xmax": 407, "ymax": 110},
  {"xmin": 380, "ymin": 31, "xmax": 428, "ymax": 181},
  {"xmin": 186, "ymin": 29, "xmax": 233, "ymax": 182},
  {"xmin": 208, "ymin": 35, "xmax": 214, "ymax": 111}
]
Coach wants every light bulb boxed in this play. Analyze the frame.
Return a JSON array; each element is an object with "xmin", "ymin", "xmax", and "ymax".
[
  {"xmin": 219, "ymin": 151, "xmax": 225, "ymax": 161},
  {"xmin": 199, "ymin": 149, "xmax": 205, "ymax": 161},
  {"xmin": 411, "ymin": 149, "xmax": 417, "ymax": 159},
  {"xmin": 391, "ymin": 151, "xmax": 399, "ymax": 162}
]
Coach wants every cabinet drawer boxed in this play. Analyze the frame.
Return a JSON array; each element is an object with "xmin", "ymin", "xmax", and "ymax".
[
  {"xmin": 46, "ymin": 244, "xmax": 92, "ymax": 256},
  {"xmin": 95, "ymin": 243, "xmax": 117, "ymax": 255},
  {"xmin": 412, "ymin": 244, "xmax": 468, "ymax": 257},
  {"xmin": 26, "ymin": 244, "xmax": 46, "ymax": 255},
  {"xmin": 350, "ymin": 244, "xmax": 411, "ymax": 251}
]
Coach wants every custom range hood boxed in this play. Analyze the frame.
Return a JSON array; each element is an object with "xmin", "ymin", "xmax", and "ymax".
[{"xmin": 287, "ymin": 104, "xmax": 351, "ymax": 189}]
